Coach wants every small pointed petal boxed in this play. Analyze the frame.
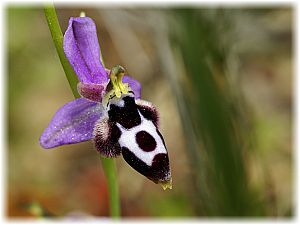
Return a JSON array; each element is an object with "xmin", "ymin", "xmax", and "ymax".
[
  {"xmin": 64, "ymin": 17, "xmax": 108, "ymax": 84},
  {"xmin": 123, "ymin": 75, "xmax": 142, "ymax": 99},
  {"xmin": 40, "ymin": 98, "xmax": 103, "ymax": 149},
  {"xmin": 77, "ymin": 82, "xmax": 107, "ymax": 102}
]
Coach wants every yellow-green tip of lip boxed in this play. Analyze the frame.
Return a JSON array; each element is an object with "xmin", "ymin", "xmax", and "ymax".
[{"xmin": 160, "ymin": 178, "xmax": 172, "ymax": 190}]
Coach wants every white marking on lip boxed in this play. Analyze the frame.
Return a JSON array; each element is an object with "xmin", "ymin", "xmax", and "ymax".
[{"xmin": 117, "ymin": 111, "xmax": 167, "ymax": 166}]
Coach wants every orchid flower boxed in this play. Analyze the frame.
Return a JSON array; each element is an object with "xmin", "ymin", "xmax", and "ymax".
[{"xmin": 40, "ymin": 16, "xmax": 172, "ymax": 189}]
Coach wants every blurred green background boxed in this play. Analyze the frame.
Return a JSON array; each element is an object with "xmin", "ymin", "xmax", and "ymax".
[{"xmin": 7, "ymin": 6, "xmax": 292, "ymax": 218}]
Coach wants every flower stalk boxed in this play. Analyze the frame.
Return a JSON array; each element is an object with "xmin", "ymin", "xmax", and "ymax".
[
  {"xmin": 44, "ymin": 5, "xmax": 80, "ymax": 98},
  {"xmin": 44, "ymin": 4, "xmax": 120, "ymax": 218}
]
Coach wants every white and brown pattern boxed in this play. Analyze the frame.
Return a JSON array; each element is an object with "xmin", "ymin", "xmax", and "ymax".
[{"xmin": 93, "ymin": 93, "xmax": 171, "ymax": 184}]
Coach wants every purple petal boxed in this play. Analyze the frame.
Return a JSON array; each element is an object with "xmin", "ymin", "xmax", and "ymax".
[
  {"xmin": 63, "ymin": 17, "xmax": 108, "ymax": 84},
  {"xmin": 40, "ymin": 98, "xmax": 103, "ymax": 149},
  {"xmin": 77, "ymin": 82, "xmax": 107, "ymax": 102},
  {"xmin": 123, "ymin": 75, "xmax": 142, "ymax": 99}
]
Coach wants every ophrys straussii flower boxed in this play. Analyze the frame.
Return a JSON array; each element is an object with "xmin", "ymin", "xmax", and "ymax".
[{"xmin": 40, "ymin": 16, "xmax": 172, "ymax": 190}]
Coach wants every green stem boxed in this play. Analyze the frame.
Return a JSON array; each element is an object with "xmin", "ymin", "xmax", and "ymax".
[
  {"xmin": 44, "ymin": 4, "xmax": 120, "ymax": 218},
  {"xmin": 100, "ymin": 158, "xmax": 120, "ymax": 218},
  {"xmin": 44, "ymin": 5, "xmax": 80, "ymax": 98}
]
